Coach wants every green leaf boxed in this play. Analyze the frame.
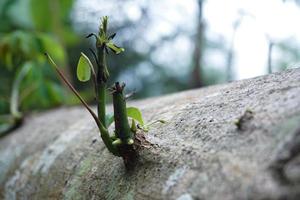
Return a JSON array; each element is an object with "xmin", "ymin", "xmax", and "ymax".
[
  {"xmin": 30, "ymin": 0, "xmax": 51, "ymax": 30},
  {"xmin": 126, "ymin": 107, "xmax": 144, "ymax": 126},
  {"xmin": 45, "ymin": 81, "xmax": 64, "ymax": 105},
  {"xmin": 76, "ymin": 52, "xmax": 92, "ymax": 82},
  {"xmin": 106, "ymin": 42, "xmax": 124, "ymax": 54},
  {"xmin": 4, "ymin": 52, "xmax": 13, "ymax": 70},
  {"xmin": 38, "ymin": 33, "xmax": 66, "ymax": 65}
]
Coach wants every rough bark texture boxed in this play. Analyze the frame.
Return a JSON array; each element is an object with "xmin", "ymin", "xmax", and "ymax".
[{"xmin": 1, "ymin": 68, "xmax": 300, "ymax": 200}]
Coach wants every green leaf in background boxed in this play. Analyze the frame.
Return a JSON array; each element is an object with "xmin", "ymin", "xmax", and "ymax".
[
  {"xmin": 4, "ymin": 51, "xmax": 13, "ymax": 69},
  {"xmin": 76, "ymin": 52, "xmax": 92, "ymax": 82},
  {"xmin": 29, "ymin": 0, "xmax": 78, "ymax": 45},
  {"xmin": 126, "ymin": 107, "xmax": 144, "ymax": 126},
  {"xmin": 45, "ymin": 81, "xmax": 64, "ymax": 105},
  {"xmin": 106, "ymin": 42, "xmax": 124, "ymax": 54},
  {"xmin": 0, "ymin": 0, "xmax": 75, "ymax": 117},
  {"xmin": 37, "ymin": 33, "xmax": 65, "ymax": 65}
]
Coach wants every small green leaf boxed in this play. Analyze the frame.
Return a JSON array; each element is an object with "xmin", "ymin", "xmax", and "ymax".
[
  {"xmin": 126, "ymin": 107, "xmax": 144, "ymax": 126},
  {"xmin": 106, "ymin": 42, "xmax": 124, "ymax": 54},
  {"xmin": 76, "ymin": 52, "xmax": 92, "ymax": 82}
]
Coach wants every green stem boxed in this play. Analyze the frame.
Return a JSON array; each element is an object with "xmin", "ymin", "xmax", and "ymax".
[
  {"xmin": 10, "ymin": 63, "xmax": 32, "ymax": 119},
  {"xmin": 112, "ymin": 82, "xmax": 133, "ymax": 142},
  {"xmin": 97, "ymin": 83, "xmax": 106, "ymax": 127},
  {"xmin": 97, "ymin": 46, "xmax": 109, "ymax": 81},
  {"xmin": 94, "ymin": 46, "xmax": 120, "ymax": 155},
  {"xmin": 99, "ymin": 126, "xmax": 120, "ymax": 156},
  {"xmin": 96, "ymin": 46, "xmax": 109, "ymax": 127}
]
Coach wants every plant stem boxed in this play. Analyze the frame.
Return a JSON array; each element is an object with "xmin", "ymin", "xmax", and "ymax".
[
  {"xmin": 97, "ymin": 83, "xmax": 106, "ymax": 127},
  {"xmin": 96, "ymin": 46, "xmax": 109, "ymax": 127},
  {"xmin": 112, "ymin": 82, "xmax": 133, "ymax": 142},
  {"xmin": 99, "ymin": 125, "xmax": 120, "ymax": 156},
  {"xmin": 95, "ymin": 47, "xmax": 121, "ymax": 155},
  {"xmin": 10, "ymin": 63, "xmax": 31, "ymax": 119},
  {"xmin": 46, "ymin": 53, "xmax": 120, "ymax": 156}
]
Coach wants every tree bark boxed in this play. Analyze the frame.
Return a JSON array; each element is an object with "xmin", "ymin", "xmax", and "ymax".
[{"xmin": 1, "ymin": 68, "xmax": 300, "ymax": 200}]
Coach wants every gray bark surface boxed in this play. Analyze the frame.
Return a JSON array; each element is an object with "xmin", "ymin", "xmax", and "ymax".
[{"xmin": 1, "ymin": 68, "xmax": 300, "ymax": 200}]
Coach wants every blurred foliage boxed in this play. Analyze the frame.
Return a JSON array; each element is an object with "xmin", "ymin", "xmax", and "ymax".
[
  {"xmin": 0, "ymin": 0, "xmax": 299, "ymax": 125},
  {"xmin": 0, "ymin": 0, "xmax": 78, "ymax": 118},
  {"xmin": 275, "ymin": 38, "xmax": 300, "ymax": 71}
]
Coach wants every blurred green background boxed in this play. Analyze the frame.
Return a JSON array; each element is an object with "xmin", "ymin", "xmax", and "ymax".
[{"xmin": 0, "ymin": 0, "xmax": 299, "ymax": 122}]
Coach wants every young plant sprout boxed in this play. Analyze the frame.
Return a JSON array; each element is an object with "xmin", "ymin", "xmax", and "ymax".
[{"xmin": 45, "ymin": 16, "xmax": 164, "ymax": 168}]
